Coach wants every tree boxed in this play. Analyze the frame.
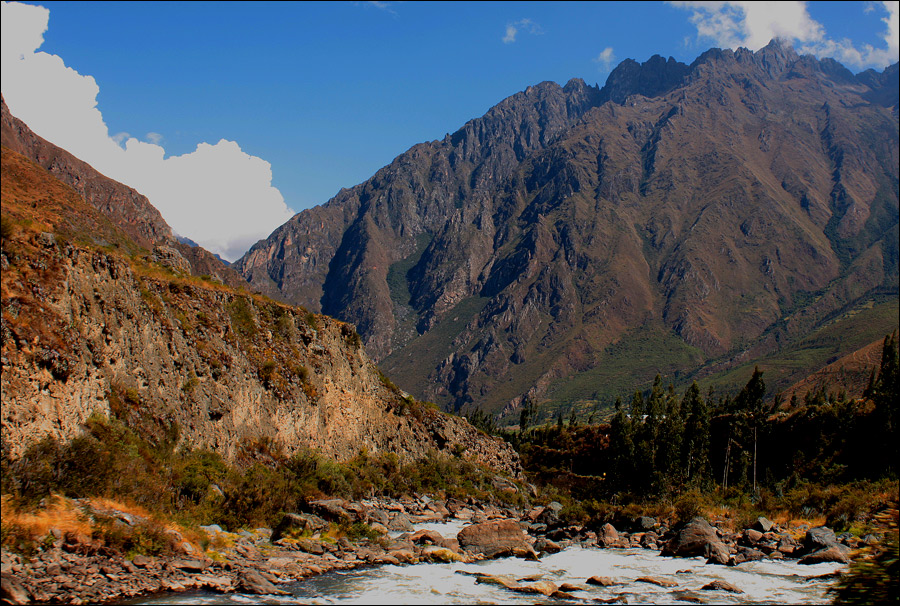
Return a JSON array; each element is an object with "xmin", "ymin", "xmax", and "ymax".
[
  {"xmin": 609, "ymin": 397, "xmax": 634, "ymax": 492},
  {"xmin": 656, "ymin": 383, "xmax": 684, "ymax": 493},
  {"xmin": 733, "ymin": 367, "xmax": 766, "ymax": 492},
  {"xmin": 681, "ymin": 382, "xmax": 711, "ymax": 486}
]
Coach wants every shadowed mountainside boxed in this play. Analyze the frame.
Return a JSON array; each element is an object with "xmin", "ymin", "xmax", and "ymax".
[{"xmin": 233, "ymin": 41, "xmax": 896, "ymax": 417}]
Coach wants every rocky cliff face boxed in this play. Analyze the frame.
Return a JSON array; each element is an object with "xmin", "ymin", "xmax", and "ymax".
[
  {"xmin": 1, "ymin": 140, "xmax": 520, "ymax": 476},
  {"xmin": 236, "ymin": 41, "xmax": 899, "ymax": 416}
]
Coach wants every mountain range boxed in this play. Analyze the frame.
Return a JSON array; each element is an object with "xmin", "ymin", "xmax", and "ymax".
[{"xmin": 235, "ymin": 40, "xmax": 899, "ymax": 419}]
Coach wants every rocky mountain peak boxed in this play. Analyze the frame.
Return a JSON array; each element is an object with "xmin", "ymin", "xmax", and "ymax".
[{"xmin": 600, "ymin": 54, "xmax": 690, "ymax": 104}]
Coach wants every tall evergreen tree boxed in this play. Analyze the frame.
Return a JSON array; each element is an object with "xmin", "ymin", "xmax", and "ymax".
[
  {"xmin": 609, "ymin": 397, "xmax": 634, "ymax": 492},
  {"xmin": 681, "ymin": 382, "xmax": 711, "ymax": 486},
  {"xmin": 657, "ymin": 383, "xmax": 684, "ymax": 493},
  {"xmin": 733, "ymin": 367, "xmax": 766, "ymax": 491}
]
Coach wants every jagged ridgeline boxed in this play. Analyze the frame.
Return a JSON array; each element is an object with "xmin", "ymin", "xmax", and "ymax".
[
  {"xmin": 237, "ymin": 41, "xmax": 899, "ymax": 419},
  {"xmin": 0, "ymin": 97, "xmax": 521, "ymax": 477}
]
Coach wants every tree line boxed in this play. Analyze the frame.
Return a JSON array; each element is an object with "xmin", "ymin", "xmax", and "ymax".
[{"xmin": 510, "ymin": 333, "xmax": 899, "ymax": 500}]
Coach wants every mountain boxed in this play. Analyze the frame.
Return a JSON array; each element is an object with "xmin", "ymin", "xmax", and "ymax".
[
  {"xmin": 236, "ymin": 41, "xmax": 899, "ymax": 418},
  {"xmin": 0, "ymin": 104, "xmax": 520, "ymax": 475},
  {"xmin": 1, "ymin": 96, "xmax": 247, "ymax": 291}
]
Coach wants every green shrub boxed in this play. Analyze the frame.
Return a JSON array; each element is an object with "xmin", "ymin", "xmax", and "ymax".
[
  {"xmin": 0, "ymin": 214, "xmax": 13, "ymax": 242},
  {"xmin": 674, "ymin": 489, "xmax": 708, "ymax": 525},
  {"xmin": 227, "ymin": 297, "xmax": 257, "ymax": 338},
  {"xmin": 182, "ymin": 372, "xmax": 199, "ymax": 394},
  {"xmin": 259, "ymin": 360, "xmax": 277, "ymax": 387}
]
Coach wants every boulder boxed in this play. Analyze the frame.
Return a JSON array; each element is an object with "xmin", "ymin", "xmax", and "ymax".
[
  {"xmin": 307, "ymin": 499, "xmax": 352, "ymax": 523},
  {"xmin": 640, "ymin": 531, "xmax": 659, "ymax": 549},
  {"xmin": 587, "ymin": 576, "xmax": 619, "ymax": 586},
  {"xmin": 0, "ymin": 574, "xmax": 30, "ymax": 605},
  {"xmin": 295, "ymin": 539, "xmax": 327, "ymax": 555},
  {"xmin": 239, "ymin": 571, "xmax": 287, "ymax": 595},
  {"xmin": 636, "ymin": 576, "xmax": 679, "ymax": 588},
  {"xmin": 742, "ymin": 528, "xmax": 764, "ymax": 544},
  {"xmin": 728, "ymin": 547, "xmax": 766, "ymax": 565},
  {"xmin": 701, "ymin": 580, "xmax": 744, "ymax": 593},
  {"xmin": 635, "ymin": 516, "xmax": 657, "ymax": 531},
  {"xmin": 754, "ymin": 516, "xmax": 775, "ymax": 533},
  {"xmin": 475, "ymin": 574, "xmax": 522, "ymax": 590},
  {"xmin": 387, "ymin": 513, "xmax": 414, "ymax": 532},
  {"xmin": 514, "ymin": 581, "xmax": 558, "ymax": 596},
  {"xmin": 421, "ymin": 546, "xmax": 465, "ymax": 563},
  {"xmin": 661, "ymin": 517, "xmax": 730, "ymax": 564},
  {"xmin": 271, "ymin": 512, "xmax": 329, "ymax": 541},
  {"xmin": 804, "ymin": 527, "xmax": 838, "ymax": 552},
  {"xmin": 457, "ymin": 519, "xmax": 533, "ymax": 559},
  {"xmin": 533, "ymin": 538, "xmax": 563, "ymax": 554},
  {"xmin": 409, "ymin": 529, "xmax": 444, "ymax": 545},
  {"xmin": 536, "ymin": 502, "xmax": 563, "ymax": 526},
  {"xmin": 799, "ymin": 545, "xmax": 851, "ymax": 565},
  {"xmin": 599, "ymin": 523, "xmax": 619, "ymax": 547},
  {"xmin": 388, "ymin": 549, "xmax": 417, "ymax": 564},
  {"xmin": 366, "ymin": 508, "xmax": 390, "ymax": 526}
]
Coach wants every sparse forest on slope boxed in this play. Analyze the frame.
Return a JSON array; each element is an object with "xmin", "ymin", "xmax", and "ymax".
[{"xmin": 236, "ymin": 42, "xmax": 899, "ymax": 419}]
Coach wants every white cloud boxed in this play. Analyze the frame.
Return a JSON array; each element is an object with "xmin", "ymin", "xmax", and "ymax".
[
  {"xmin": 359, "ymin": 1, "xmax": 398, "ymax": 15},
  {"xmin": 593, "ymin": 47, "xmax": 617, "ymax": 72},
  {"xmin": 670, "ymin": 0, "xmax": 899, "ymax": 69},
  {"xmin": 0, "ymin": 1, "xmax": 294, "ymax": 261},
  {"xmin": 503, "ymin": 18, "xmax": 542, "ymax": 44}
]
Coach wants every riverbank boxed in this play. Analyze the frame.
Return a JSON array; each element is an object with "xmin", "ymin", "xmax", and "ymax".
[{"xmin": 0, "ymin": 492, "xmax": 866, "ymax": 605}]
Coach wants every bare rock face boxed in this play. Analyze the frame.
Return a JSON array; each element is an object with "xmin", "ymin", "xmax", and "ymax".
[{"xmin": 235, "ymin": 43, "xmax": 899, "ymax": 416}]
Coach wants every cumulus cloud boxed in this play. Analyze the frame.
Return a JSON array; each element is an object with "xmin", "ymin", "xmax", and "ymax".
[
  {"xmin": 670, "ymin": 0, "xmax": 899, "ymax": 69},
  {"xmin": 0, "ymin": 1, "xmax": 294, "ymax": 261},
  {"xmin": 593, "ymin": 47, "xmax": 617, "ymax": 72},
  {"xmin": 503, "ymin": 18, "xmax": 542, "ymax": 44}
]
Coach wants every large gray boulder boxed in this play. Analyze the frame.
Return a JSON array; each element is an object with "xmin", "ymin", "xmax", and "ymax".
[{"xmin": 804, "ymin": 526, "xmax": 838, "ymax": 551}]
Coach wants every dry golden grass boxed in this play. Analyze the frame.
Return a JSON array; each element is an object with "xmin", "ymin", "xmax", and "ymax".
[{"xmin": 1, "ymin": 494, "xmax": 92, "ymax": 540}]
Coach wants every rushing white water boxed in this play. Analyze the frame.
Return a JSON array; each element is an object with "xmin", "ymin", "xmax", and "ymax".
[{"xmin": 135, "ymin": 521, "xmax": 846, "ymax": 605}]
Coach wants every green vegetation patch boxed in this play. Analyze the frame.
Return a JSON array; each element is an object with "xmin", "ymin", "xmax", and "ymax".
[{"xmin": 541, "ymin": 323, "xmax": 705, "ymax": 420}]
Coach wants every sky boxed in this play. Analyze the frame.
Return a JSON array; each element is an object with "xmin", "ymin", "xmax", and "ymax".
[{"xmin": 2, "ymin": 1, "xmax": 898, "ymax": 261}]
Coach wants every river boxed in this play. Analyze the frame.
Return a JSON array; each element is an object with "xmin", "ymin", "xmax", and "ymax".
[{"xmin": 130, "ymin": 520, "xmax": 845, "ymax": 605}]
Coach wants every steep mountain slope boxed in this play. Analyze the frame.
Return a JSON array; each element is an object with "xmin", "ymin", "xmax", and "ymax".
[
  {"xmin": 238, "ymin": 41, "xmax": 899, "ymax": 417},
  {"xmin": 0, "ymin": 96, "xmax": 247, "ymax": 291},
  {"xmin": 1, "ymin": 119, "xmax": 520, "ymax": 475}
]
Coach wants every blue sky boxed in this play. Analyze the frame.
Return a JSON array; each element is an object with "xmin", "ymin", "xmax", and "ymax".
[{"xmin": 2, "ymin": 1, "xmax": 898, "ymax": 260}]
